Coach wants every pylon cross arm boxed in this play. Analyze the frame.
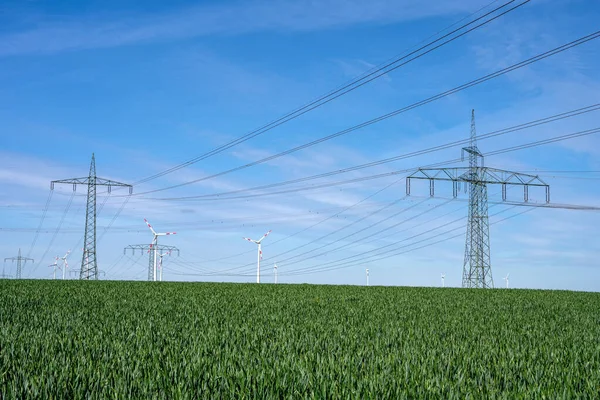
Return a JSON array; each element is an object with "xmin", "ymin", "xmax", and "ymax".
[
  {"xmin": 483, "ymin": 168, "xmax": 548, "ymax": 186},
  {"xmin": 94, "ymin": 178, "xmax": 133, "ymax": 188},
  {"xmin": 406, "ymin": 167, "xmax": 550, "ymax": 203},
  {"xmin": 51, "ymin": 177, "xmax": 133, "ymax": 194},
  {"xmin": 124, "ymin": 244, "xmax": 179, "ymax": 255},
  {"xmin": 408, "ymin": 167, "xmax": 549, "ymax": 186}
]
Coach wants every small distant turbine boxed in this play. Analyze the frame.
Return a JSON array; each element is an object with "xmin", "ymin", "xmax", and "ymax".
[
  {"xmin": 441, "ymin": 273, "xmax": 445, "ymax": 288},
  {"xmin": 48, "ymin": 256, "xmax": 59, "ymax": 280},
  {"xmin": 366, "ymin": 268, "xmax": 369, "ymax": 286},
  {"xmin": 59, "ymin": 250, "xmax": 71, "ymax": 280},
  {"xmin": 503, "ymin": 273, "xmax": 510, "ymax": 289},
  {"xmin": 274, "ymin": 262, "xmax": 278, "ymax": 284},
  {"xmin": 144, "ymin": 218, "xmax": 176, "ymax": 282},
  {"xmin": 243, "ymin": 230, "xmax": 272, "ymax": 284},
  {"xmin": 157, "ymin": 250, "xmax": 171, "ymax": 282}
]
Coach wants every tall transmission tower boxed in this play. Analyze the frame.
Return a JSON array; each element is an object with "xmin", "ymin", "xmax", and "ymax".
[
  {"xmin": 406, "ymin": 110, "xmax": 550, "ymax": 288},
  {"xmin": 124, "ymin": 244, "xmax": 180, "ymax": 281},
  {"xmin": 4, "ymin": 248, "xmax": 34, "ymax": 279},
  {"xmin": 51, "ymin": 154, "xmax": 133, "ymax": 280}
]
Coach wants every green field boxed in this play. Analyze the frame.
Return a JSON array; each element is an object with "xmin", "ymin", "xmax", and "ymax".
[{"xmin": 0, "ymin": 281, "xmax": 598, "ymax": 398}]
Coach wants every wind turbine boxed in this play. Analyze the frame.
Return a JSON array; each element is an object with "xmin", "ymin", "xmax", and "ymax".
[
  {"xmin": 243, "ymin": 230, "xmax": 272, "ymax": 283},
  {"xmin": 157, "ymin": 250, "xmax": 171, "ymax": 282},
  {"xmin": 274, "ymin": 262, "xmax": 278, "ymax": 284},
  {"xmin": 441, "ymin": 273, "xmax": 445, "ymax": 288},
  {"xmin": 48, "ymin": 256, "xmax": 59, "ymax": 280},
  {"xmin": 366, "ymin": 268, "xmax": 369, "ymax": 286},
  {"xmin": 59, "ymin": 250, "xmax": 71, "ymax": 280},
  {"xmin": 503, "ymin": 273, "xmax": 510, "ymax": 289},
  {"xmin": 144, "ymin": 218, "xmax": 176, "ymax": 282}
]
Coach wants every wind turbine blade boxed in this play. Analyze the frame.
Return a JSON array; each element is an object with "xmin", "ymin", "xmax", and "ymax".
[
  {"xmin": 243, "ymin": 237, "xmax": 255, "ymax": 243},
  {"xmin": 256, "ymin": 230, "xmax": 272, "ymax": 244},
  {"xmin": 144, "ymin": 218, "xmax": 157, "ymax": 235}
]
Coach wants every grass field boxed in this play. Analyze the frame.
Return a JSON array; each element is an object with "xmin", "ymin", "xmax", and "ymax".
[{"xmin": 0, "ymin": 280, "xmax": 598, "ymax": 398}]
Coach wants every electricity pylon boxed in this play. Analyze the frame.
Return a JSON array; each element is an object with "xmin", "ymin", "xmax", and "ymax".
[
  {"xmin": 4, "ymin": 248, "xmax": 34, "ymax": 279},
  {"xmin": 124, "ymin": 244, "xmax": 180, "ymax": 281},
  {"xmin": 406, "ymin": 110, "xmax": 550, "ymax": 288},
  {"xmin": 51, "ymin": 154, "xmax": 132, "ymax": 280}
]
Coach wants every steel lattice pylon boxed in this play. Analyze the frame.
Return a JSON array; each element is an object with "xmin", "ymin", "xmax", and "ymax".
[
  {"xmin": 123, "ymin": 244, "xmax": 180, "ymax": 281},
  {"xmin": 461, "ymin": 112, "xmax": 492, "ymax": 288},
  {"xmin": 4, "ymin": 248, "xmax": 34, "ymax": 279},
  {"xmin": 81, "ymin": 156, "xmax": 97, "ymax": 280},
  {"xmin": 51, "ymin": 154, "xmax": 132, "ymax": 280},
  {"xmin": 406, "ymin": 110, "xmax": 550, "ymax": 288}
]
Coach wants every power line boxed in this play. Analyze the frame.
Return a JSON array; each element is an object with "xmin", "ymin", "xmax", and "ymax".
[
  {"xmin": 140, "ymin": 104, "xmax": 600, "ymax": 201},
  {"xmin": 131, "ymin": 0, "xmax": 527, "ymax": 187},
  {"xmin": 202, "ymin": 197, "xmax": 464, "ymax": 278},
  {"xmin": 97, "ymin": 195, "xmax": 131, "ymax": 243},
  {"xmin": 207, "ymin": 195, "xmax": 419, "ymax": 275},
  {"xmin": 283, "ymin": 207, "xmax": 537, "ymax": 277},
  {"xmin": 0, "ymin": 201, "xmax": 395, "ymax": 233},
  {"xmin": 276, "ymin": 200, "xmax": 454, "ymax": 268},
  {"xmin": 281, "ymin": 205, "xmax": 526, "ymax": 276},
  {"xmin": 143, "ymin": 125, "xmax": 600, "ymax": 202},
  {"xmin": 30, "ymin": 192, "xmax": 76, "ymax": 276},
  {"xmin": 410, "ymin": 195, "xmax": 600, "ymax": 211},
  {"xmin": 127, "ymin": 29, "xmax": 600, "ymax": 197},
  {"xmin": 202, "ymin": 176, "xmax": 406, "ymax": 264},
  {"xmin": 26, "ymin": 190, "xmax": 53, "ymax": 258},
  {"xmin": 168, "ymin": 203, "xmax": 519, "ymax": 278}
]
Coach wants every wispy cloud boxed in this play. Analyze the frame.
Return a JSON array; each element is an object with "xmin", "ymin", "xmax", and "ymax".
[{"xmin": 0, "ymin": 0, "xmax": 481, "ymax": 57}]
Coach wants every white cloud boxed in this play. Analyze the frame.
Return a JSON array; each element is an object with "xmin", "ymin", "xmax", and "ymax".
[{"xmin": 0, "ymin": 0, "xmax": 482, "ymax": 57}]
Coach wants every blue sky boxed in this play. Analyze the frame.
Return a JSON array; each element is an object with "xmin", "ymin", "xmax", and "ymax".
[{"xmin": 1, "ymin": 0, "xmax": 599, "ymax": 291}]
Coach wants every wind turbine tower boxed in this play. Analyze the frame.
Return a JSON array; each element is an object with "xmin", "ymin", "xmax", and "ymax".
[
  {"xmin": 51, "ymin": 154, "xmax": 132, "ymax": 280},
  {"xmin": 366, "ymin": 268, "xmax": 369, "ymax": 286},
  {"xmin": 274, "ymin": 263, "xmax": 278, "ymax": 284},
  {"xmin": 48, "ymin": 256, "xmax": 59, "ymax": 280},
  {"xmin": 144, "ymin": 218, "xmax": 176, "ymax": 282},
  {"xmin": 503, "ymin": 273, "xmax": 510, "ymax": 289},
  {"xmin": 59, "ymin": 250, "xmax": 71, "ymax": 280},
  {"xmin": 157, "ymin": 250, "xmax": 172, "ymax": 282},
  {"xmin": 441, "ymin": 273, "xmax": 446, "ymax": 288},
  {"xmin": 243, "ymin": 230, "xmax": 272, "ymax": 283}
]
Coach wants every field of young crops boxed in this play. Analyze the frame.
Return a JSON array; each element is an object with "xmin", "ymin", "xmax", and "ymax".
[{"xmin": 0, "ymin": 280, "xmax": 598, "ymax": 398}]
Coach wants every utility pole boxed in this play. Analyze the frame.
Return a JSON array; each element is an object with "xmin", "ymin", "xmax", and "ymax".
[
  {"xmin": 4, "ymin": 248, "xmax": 34, "ymax": 279},
  {"xmin": 406, "ymin": 110, "xmax": 550, "ymax": 288},
  {"xmin": 51, "ymin": 154, "xmax": 132, "ymax": 280},
  {"xmin": 124, "ymin": 244, "xmax": 179, "ymax": 281}
]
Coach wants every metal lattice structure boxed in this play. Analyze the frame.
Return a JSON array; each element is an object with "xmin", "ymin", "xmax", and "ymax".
[
  {"xmin": 4, "ymin": 248, "xmax": 34, "ymax": 279},
  {"xmin": 124, "ymin": 244, "xmax": 180, "ymax": 281},
  {"xmin": 406, "ymin": 110, "xmax": 550, "ymax": 288},
  {"xmin": 51, "ymin": 154, "xmax": 132, "ymax": 280}
]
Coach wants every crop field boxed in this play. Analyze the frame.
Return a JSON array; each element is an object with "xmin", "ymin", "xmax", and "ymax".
[{"xmin": 0, "ymin": 281, "xmax": 599, "ymax": 398}]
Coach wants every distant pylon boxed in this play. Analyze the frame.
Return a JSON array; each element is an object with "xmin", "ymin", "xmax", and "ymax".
[
  {"xmin": 51, "ymin": 154, "xmax": 132, "ymax": 280},
  {"xmin": 4, "ymin": 248, "xmax": 34, "ymax": 279},
  {"xmin": 406, "ymin": 110, "xmax": 550, "ymax": 288},
  {"xmin": 123, "ymin": 244, "xmax": 180, "ymax": 281}
]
